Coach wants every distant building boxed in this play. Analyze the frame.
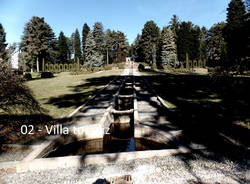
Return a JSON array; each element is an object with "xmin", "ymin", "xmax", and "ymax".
[
  {"xmin": 126, "ymin": 57, "xmax": 131, "ymax": 62},
  {"xmin": 10, "ymin": 50, "xmax": 20, "ymax": 69}
]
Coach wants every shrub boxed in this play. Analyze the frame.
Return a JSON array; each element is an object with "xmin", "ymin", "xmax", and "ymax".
[
  {"xmin": 138, "ymin": 63, "xmax": 145, "ymax": 71},
  {"xmin": 41, "ymin": 72, "xmax": 54, "ymax": 78},
  {"xmin": 23, "ymin": 73, "xmax": 32, "ymax": 80},
  {"xmin": 0, "ymin": 63, "xmax": 41, "ymax": 113}
]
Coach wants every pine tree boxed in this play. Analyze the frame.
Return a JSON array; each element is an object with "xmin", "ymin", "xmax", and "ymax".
[
  {"xmin": 113, "ymin": 31, "xmax": 129, "ymax": 51},
  {"xmin": 169, "ymin": 15, "xmax": 179, "ymax": 43},
  {"xmin": 21, "ymin": 16, "xmax": 55, "ymax": 72},
  {"xmin": 200, "ymin": 26, "xmax": 208, "ymax": 60},
  {"xmin": 207, "ymin": 22, "xmax": 227, "ymax": 66},
  {"xmin": 58, "ymin": 31, "xmax": 68, "ymax": 64},
  {"xmin": 176, "ymin": 21, "xmax": 192, "ymax": 61},
  {"xmin": 132, "ymin": 34, "xmax": 142, "ymax": 61},
  {"xmin": 0, "ymin": 23, "xmax": 8, "ymax": 62},
  {"xmin": 224, "ymin": 0, "xmax": 246, "ymax": 65},
  {"xmin": 84, "ymin": 31, "xmax": 103, "ymax": 69},
  {"xmin": 160, "ymin": 27, "xmax": 178, "ymax": 66},
  {"xmin": 74, "ymin": 29, "xmax": 82, "ymax": 61},
  {"xmin": 176, "ymin": 21, "xmax": 201, "ymax": 61},
  {"xmin": 104, "ymin": 29, "xmax": 112, "ymax": 64},
  {"xmin": 46, "ymin": 39, "xmax": 61, "ymax": 65},
  {"xmin": 18, "ymin": 51, "xmax": 30, "ymax": 71},
  {"xmin": 140, "ymin": 20, "xmax": 160, "ymax": 65},
  {"xmin": 103, "ymin": 30, "xmax": 129, "ymax": 64},
  {"xmin": 93, "ymin": 22, "xmax": 104, "ymax": 58},
  {"xmin": 65, "ymin": 36, "xmax": 72, "ymax": 61},
  {"xmin": 82, "ymin": 23, "xmax": 90, "ymax": 63}
]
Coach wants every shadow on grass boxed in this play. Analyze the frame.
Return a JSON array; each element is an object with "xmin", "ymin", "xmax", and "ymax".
[
  {"xmin": 46, "ymin": 91, "xmax": 94, "ymax": 108},
  {"xmin": 142, "ymin": 71, "xmax": 250, "ymax": 159},
  {"xmin": 45, "ymin": 75, "xmax": 118, "ymax": 109},
  {"xmin": 134, "ymin": 72, "xmax": 250, "ymax": 183},
  {"xmin": 0, "ymin": 114, "xmax": 71, "ymax": 146}
]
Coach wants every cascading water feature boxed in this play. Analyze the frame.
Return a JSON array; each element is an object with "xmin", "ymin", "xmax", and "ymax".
[
  {"xmin": 45, "ymin": 68, "xmax": 179, "ymax": 158},
  {"xmin": 104, "ymin": 76, "xmax": 136, "ymax": 151}
]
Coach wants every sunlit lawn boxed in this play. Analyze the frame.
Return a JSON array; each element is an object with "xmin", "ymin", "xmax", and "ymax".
[{"xmin": 26, "ymin": 70, "xmax": 122, "ymax": 118}]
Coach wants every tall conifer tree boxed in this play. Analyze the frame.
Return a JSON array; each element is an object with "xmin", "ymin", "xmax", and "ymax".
[
  {"xmin": 21, "ymin": 16, "xmax": 55, "ymax": 72},
  {"xmin": 74, "ymin": 29, "xmax": 82, "ymax": 61},
  {"xmin": 85, "ymin": 31, "xmax": 103, "ymax": 68},
  {"xmin": 82, "ymin": 23, "xmax": 90, "ymax": 63},
  {"xmin": 224, "ymin": 0, "xmax": 246, "ymax": 65},
  {"xmin": 93, "ymin": 22, "xmax": 104, "ymax": 57},
  {"xmin": 58, "ymin": 31, "xmax": 68, "ymax": 64},
  {"xmin": 140, "ymin": 20, "xmax": 160, "ymax": 65},
  {"xmin": 160, "ymin": 27, "xmax": 177, "ymax": 66}
]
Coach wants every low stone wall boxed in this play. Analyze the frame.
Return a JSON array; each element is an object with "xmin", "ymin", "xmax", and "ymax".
[{"xmin": 15, "ymin": 147, "xmax": 190, "ymax": 173}]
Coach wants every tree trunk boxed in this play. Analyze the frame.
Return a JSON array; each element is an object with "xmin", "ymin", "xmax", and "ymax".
[
  {"xmin": 107, "ymin": 49, "xmax": 109, "ymax": 65},
  {"xmin": 36, "ymin": 56, "xmax": 39, "ymax": 72}
]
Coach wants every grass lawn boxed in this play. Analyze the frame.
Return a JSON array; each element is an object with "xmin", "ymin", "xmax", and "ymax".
[
  {"xmin": 141, "ymin": 69, "xmax": 250, "ymax": 157},
  {"xmin": 26, "ymin": 70, "xmax": 123, "ymax": 118},
  {"xmin": 0, "ymin": 70, "xmax": 122, "ymax": 145}
]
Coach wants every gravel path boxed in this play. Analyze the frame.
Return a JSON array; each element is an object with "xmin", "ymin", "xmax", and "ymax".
[{"xmin": 1, "ymin": 153, "xmax": 249, "ymax": 184}]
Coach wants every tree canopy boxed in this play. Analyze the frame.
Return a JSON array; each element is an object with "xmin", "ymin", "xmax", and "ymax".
[
  {"xmin": 224, "ymin": 0, "xmax": 247, "ymax": 66},
  {"xmin": 58, "ymin": 31, "xmax": 69, "ymax": 64},
  {"xmin": 84, "ymin": 31, "xmax": 103, "ymax": 68},
  {"xmin": 82, "ymin": 23, "xmax": 90, "ymax": 63},
  {"xmin": 21, "ymin": 16, "xmax": 55, "ymax": 72},
  {"xmin": 0, "ymin": 23, "xmax": 8, "ymax": 62},
  {"xmin": 73, "ymin": 29, "xmax": 82, "ymax": 61},
  {"xmin": 140, "ymin": 20, "xmax": 160, "ymax": 65},
  {"xmin": 160, "ymin": 27, "xmax": 177, "ymax": 66}
]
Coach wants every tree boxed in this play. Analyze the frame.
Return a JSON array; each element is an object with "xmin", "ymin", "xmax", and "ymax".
[
  {"xmin": 84, "ymin": 31, "xmax": 103, "ymax": 69},
  {"xmin": 65, "ymin": 36, "xmax": 73, "ymax": 61},
  {"xmin": 160, "ymin": 27, "xmax": 178, "ymax": 66},
  {"xmin": 21, "ymin": 16, "xmax": 55, "ymax": 72},
  {"xmin": 46, "ymin": 39, "xmax": 60, "ymax": 65},
  {"xmin": 169, "ymin": 14, "xmax": 179, "ymax": 43},
  {"xmin": 113, "ymin": 31, "xmax": 129, "ymax": 51},
  {"xmin": 58, "ymin": 31, "xmax": 68, "ymax": 64},
  {"xmin": 0, "ymin": 23, "xmax": 8, "ymax": 62},
  {"xmin": 103, "ymin": 30, "xmax": 129, "ymax": 64},
  {"xmin": 132, "ymin": 34, "xmax": 142, "ymax": 61},
  {"xmin": 93, "ymin": 22, "xmax": 104, "ymax": 64},
  {"xmin": 73, "ymin": 29, "xmax": 82, "ymax": 61},
  {"xmin": 207, "ymin": 22, "xmax": 227, "ymax": 66},
  {"xmin": 140, "ymin": 20, "xmax": 160, "ymax": 65},
  {"xmin": 200, "ymin": 26, "xmax": 208, "ymax": 60},
  {"xmin": 82, "ymin": 23, "xmax": 90, "ymax": 63},
  {"xmin": 224, "ymin": 0, "xmax": 246, "ymax": 66},
  {"xmin": 176, "ymin": 21, "xmax": 201, "ymax": 61},
  {"xmin": 18, "ymin": 51, "xmax": 30, "ymax": 71},
  {"xmin": 104, "ymin": 29, "xmax": 112, "ymax": 64}
]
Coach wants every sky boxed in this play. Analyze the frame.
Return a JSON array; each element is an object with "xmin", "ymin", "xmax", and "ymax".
[{"xmin": 0, "ymin": 0, "xmax": 231, "ymax": 45}]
